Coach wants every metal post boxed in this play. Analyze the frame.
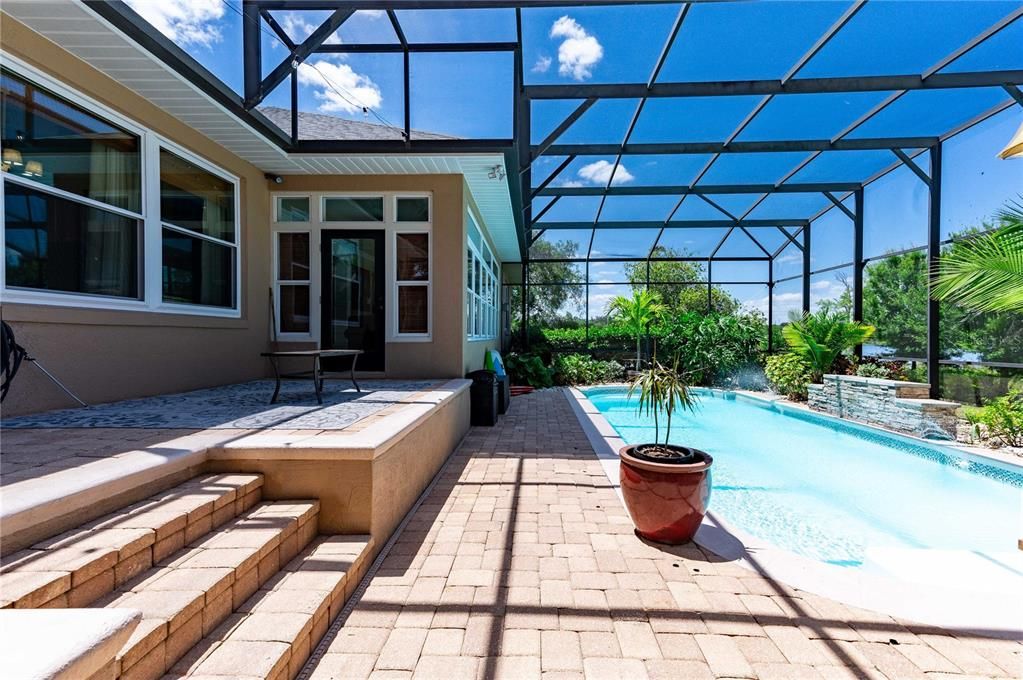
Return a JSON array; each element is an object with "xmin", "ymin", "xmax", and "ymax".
[
  {"xmin": 521, "ymin": 261, "xmax": 529, "ymax": 349},
  {"xmin": 802, "ymin": 223, "xmax": 811, "ymax": 315},
  {"xmin": 706, "ymin": 260, "xmax": 713, "ymax": 312},
  {"xmin": 767, "ymin": 258, "xmax": 774, "ymax": 352},
  {"xmin": 242, "ymin": 0, "xmax": 262, "ymax": 107},
  {"xmin": 585, "ymin": 259, "xmax": 590, "ymax": 343},
  {"xmin": 853, "ymin": 188, "xmax": 865, "ymax": 356},
  {"xmin": 927, "ymin": 144, "xmax": 942, "ymax": 399}
]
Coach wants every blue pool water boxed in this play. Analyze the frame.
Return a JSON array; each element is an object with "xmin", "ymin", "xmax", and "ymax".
[{"xmin": 584, "ymin": 386, "xmax": 1022, "ymax": 566}]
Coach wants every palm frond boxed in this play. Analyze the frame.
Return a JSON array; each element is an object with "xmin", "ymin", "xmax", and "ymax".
[{"xmin": 932, "ymin": 204, "xmax": 1023, "ymax": 313}]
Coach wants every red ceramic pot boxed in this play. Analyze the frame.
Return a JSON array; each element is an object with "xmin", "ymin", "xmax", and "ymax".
[{"xmin": 619, "ymin": 445, "xmax": 713, "ymax": 545}]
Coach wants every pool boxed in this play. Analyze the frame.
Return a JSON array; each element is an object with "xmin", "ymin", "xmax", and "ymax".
[{"xmin": 582, "ymin": 386, "xmax": 1022, "ymax": 568}]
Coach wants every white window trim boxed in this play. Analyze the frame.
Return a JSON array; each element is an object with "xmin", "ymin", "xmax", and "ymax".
[
  {"xmin": 272, "ymin": 228, "xmax": 313, "ymax": 341},
  {"xmin": 0, "ymin": 56, "xmax": 242, "ymax": 318},
  {"xmin": 466, "ymin": 209, "xmax": 499, "ymax": 342},
  {"xmin": 269, "ymin": 191, "xmax": 434, "ymax": 344},
  {"xmin": 392, "ymin": 228, "xmax": 432, "ymax": 341}
]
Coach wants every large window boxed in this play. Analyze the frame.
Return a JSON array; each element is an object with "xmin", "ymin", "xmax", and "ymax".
[
  {"xmin": 1, "ymin": 63, "xmax": 239, "ymax": 315},
  {"xmin": 2, "ymin": 68, "xmax": 142, "ymax": 301},
  {"xmin": 467, "ymin": 213, "xmax": 499, "ymax": 341},
  {"xmin": 159, "ymin": 149, "xmax": 236, "ymax": 308}
]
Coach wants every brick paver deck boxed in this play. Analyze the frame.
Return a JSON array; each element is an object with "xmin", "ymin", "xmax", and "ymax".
[{"xmin": 306, "ymin": 389, "xmax": 1021, "ymax": 680}]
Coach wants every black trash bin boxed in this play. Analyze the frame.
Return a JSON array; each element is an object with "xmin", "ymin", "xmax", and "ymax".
[
  {"xmin": 495, "ymin": 373, "xmax": 510, "ymax": 415},
  {"xmin": 468, "ymin": 370, "xmax": 498, "ymax": 426}
]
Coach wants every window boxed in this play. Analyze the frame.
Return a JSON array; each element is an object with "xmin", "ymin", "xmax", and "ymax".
[
  {"xmin": 323, "ymin": 196, "xmax": 383, "ymax": 222},
  {"xmin": 396, "ymin": 196, "xmax": 430, "ymax": 222},
  {"xmin": 275, "ymin": 232, "xmax": 311, "ymax": 334},
  {"xmin": 2, "ymin": 68, "xmax": 142, "ymax": 300},
  {"xmin": 1, "ymin": 63, "xmax": 239, "ymax": 315},
  {"xmin": 396, "ymin": 232, "xmax": 430, "ymax": 335},
  {"xmin": 466, "ymin": 214, "xmax": 499, "ymax": 340},
  {"xmin": 277, "ymin": 196, "xmax": 309, "ymax": 222},
  {"xmin": 159, "ymin": 148, "xmax": 237, "ymax": 309}
]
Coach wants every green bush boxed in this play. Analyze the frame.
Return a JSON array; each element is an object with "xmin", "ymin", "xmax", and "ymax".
[
  {"xmin": 965, "ymin": 390, "xmax": 1023, "ymax": 447},
  {"xmin": 553, "ymin": 354, "xmax": 625, "ymax": 386},
  {"xmin": 855, "ymin": 359, "xmax": 907, "ymax": 381},
  {"xmin": 765, "ymin": 354, "xmax": 813, "ymax": 400},
  {"xmin": 656, "ymin": 312, "xmax": 766, "ymax": 385},
  {"xmin": 505, "ymin": 352, "xmax": 553, "ymax": 388}
]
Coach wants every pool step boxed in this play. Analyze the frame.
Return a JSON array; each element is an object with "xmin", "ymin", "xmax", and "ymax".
[
  {"xmin": 95, "ymin": 500, "xmax": 319, "ymax": 680},
  {"xmin": 165, "ymin": 535, "xmax": 374, "ymax": 680},
  {"xmin": 0, "ymin": 473, "xmax": 263, "ymax": 610}
]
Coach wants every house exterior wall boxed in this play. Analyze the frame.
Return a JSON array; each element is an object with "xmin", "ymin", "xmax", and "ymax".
[
  {"xmin": 1, "ymin": 15, "xmax": 274, "ymax": 417},
  {"xmin": 270, "ymin": 174, "xmax": 480, "ymax": 379},
  {"xmin": 0, "ymin": 16, "xmax": 504, "ymax": 417}
]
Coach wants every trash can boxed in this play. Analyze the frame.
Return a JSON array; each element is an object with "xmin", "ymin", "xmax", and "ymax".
[
  {"xmin": 495, "ymin": 373, "xmax": 510, "ymax": 415},
  {"xmin": 468, "ymin": 370, "xmax": 498, "ymax": 426}
]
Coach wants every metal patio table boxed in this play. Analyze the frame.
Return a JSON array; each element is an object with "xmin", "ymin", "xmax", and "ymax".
[{"xmin": 260, "ymin": 349, "xmax": 363, "ymax": 404}]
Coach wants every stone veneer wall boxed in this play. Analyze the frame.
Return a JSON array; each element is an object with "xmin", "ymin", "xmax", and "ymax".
[{"xmin": 807, "ymin": 374, "xmax": 961, "ymax": 440}]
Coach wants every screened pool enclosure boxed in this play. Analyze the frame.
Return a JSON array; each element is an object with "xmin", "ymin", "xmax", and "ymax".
[{"xmin": 95, "ymin": 0, "xmax": 1023, "ymax": 398}]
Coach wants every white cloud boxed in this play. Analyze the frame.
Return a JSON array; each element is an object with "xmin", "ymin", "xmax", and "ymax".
[
  {"xmin": 124, "ymin": 0, "xmax": 224, "ymax": 48},
  {"xmin": 359, "ymin": 10, "xmax": 385, "ymax": 19},
  {"xmin": 577, "ymin": 160, "xmax": 634, "ymax": 186},
  {"xmin": 532, "ymin": 55, "xmax": 553, "ymax": 74},
  {"xmin": 557, "ymin": 179, "xmax": 585, "ymax": 188},
  {"xmin": 297, "ymin": 60, "xmax": 382, "ymax": 114},
  {"xmin": 550, "ymin": 16, "xmax": 603, "ymax": 80},
  {"xmin": 279, "ymin": 12, "xmax": 342, "ymax": 45}
]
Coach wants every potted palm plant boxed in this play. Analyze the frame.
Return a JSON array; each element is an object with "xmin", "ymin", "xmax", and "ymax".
[
  {"xmin": 619, "ymin": 358, "xmax": 713, "ymax": 545},
  {"xmin": 609, "ymin": 290, "xmax": 664, "ymax": 371}
]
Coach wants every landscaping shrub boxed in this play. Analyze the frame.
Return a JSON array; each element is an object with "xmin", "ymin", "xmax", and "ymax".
[
  {"xmin": 964, "ymin": 390, "xmax": 1023, "ymax": 447},
  {"xmin": 505, "ymin": 352, "xmax": 553, "ymax": 388},
  {"xmin": 780, "ymin": 310, "xmax": 875, "ymax": 381},
  {"xmin": 656, "ymin": 312, "xmax": 766, "ymax": 386},
  {"xmin": 553, "ymin": 354, "xmax": 625, "ymax": 386},
  {"xmin": 765, "ymin": 354, "xmax": 813, "ymax": 400},
  {"xmin": 855, "ymin": 358, "xmax": 908, "ymax": 381}
]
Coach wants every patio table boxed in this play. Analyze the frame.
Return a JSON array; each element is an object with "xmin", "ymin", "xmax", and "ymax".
[{"xmin": 260, "ymin": 349, "xmax": 363, "ymax": 404}]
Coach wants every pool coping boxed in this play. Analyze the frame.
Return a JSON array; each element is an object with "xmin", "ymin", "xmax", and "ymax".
[{"xmin": 564, "ymin": 385, "xmax": 1023, "ymax": 640}]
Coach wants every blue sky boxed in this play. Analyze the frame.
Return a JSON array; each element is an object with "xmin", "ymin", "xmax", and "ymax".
[{"xmin": 124, "ymin": 1, "xmax": 1022, "ymax": 318}]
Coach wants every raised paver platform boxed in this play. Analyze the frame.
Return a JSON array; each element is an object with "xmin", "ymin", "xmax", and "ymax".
[{"xmin": 302, "ymin": 389, "xmax": 1022, "ymax": 680}]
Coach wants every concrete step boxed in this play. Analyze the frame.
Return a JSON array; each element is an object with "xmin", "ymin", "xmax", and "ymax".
[
  {"xmin": 165, "ymin": 535, "xmax": 374, "ymax": 680},
  {"xmin": 96, "ymin": 500, "xmax": 320, "ymax": 680},
  {"xmin": 0, "ymin": 473, "xmax": 263, "ymax": 610}
]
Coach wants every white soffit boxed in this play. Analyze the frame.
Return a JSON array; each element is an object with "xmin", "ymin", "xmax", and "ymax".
[{"xmin": 1, "ymin": 1, "xmax": 520, "ymax": 262}]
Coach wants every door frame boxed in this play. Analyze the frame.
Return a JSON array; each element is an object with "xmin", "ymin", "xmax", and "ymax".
[{"xmin": 320, "ymin": 229, "xmax": 386, "ymax": 371}]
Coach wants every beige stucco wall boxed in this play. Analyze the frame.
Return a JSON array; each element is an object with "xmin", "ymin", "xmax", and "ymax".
[
  {"xmin": 0, "ymin": 14, "xmax": 275, "ymax": 417},
  {"xmin": 0, "ymin": 17, "xmax": 505, "ymax": 417}
]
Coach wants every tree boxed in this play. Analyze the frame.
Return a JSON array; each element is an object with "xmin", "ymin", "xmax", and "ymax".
[
  {"xmin": 862, "ymin": 249, "xmax": 972, "ymax": 357},
  {"xmin": 624, "ymin": 247, "xmax": 740, "ymax": 316},
  {"xmin": 609, "ymin": 289, "xmax": 665, "ymax": 369},
  {"xmin": 932, "ymin": 203, "xmax": 1023, "ymax": 313},
  {"xmin": 512, "ymin": 239, "xmax": 585, "ymax": 329}
]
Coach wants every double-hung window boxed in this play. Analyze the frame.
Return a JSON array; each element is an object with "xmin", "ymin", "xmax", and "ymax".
[
  {"xmin": 466, "ymin": 213, "xmax": 498, "ymax": 341},
  {"xmin": 1, "ymin": 63, "xmax": 240, "ymax": 315},
  {"xmin": 394, "ymin": 196, "xmax": 431, "ymax": 337}
]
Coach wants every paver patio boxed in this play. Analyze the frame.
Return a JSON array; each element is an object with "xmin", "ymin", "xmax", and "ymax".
[{"xmin": 304, "ymin": 389, "xmax": 1022, "ymax": 680}]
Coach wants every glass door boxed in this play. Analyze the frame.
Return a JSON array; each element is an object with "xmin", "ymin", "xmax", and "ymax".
[{"xmin": 320, "ymin": 230, "xmax": 385, "ymax": 371}]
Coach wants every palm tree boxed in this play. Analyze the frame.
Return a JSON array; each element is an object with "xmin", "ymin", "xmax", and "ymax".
[
  {"xmin": 610, "ymin": 289, "xmax": 664, "ymax": 370},
  {"xmin": 931, "ymin": 202, "xmax": 1023, "ymax": 313},
  {"xmin": 781, "ymin": 310, "xmax": 875, "ymax": 381},
  {"xmin": 627, "ymin": 357, "xmax": 699, "ymax": 448}
]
